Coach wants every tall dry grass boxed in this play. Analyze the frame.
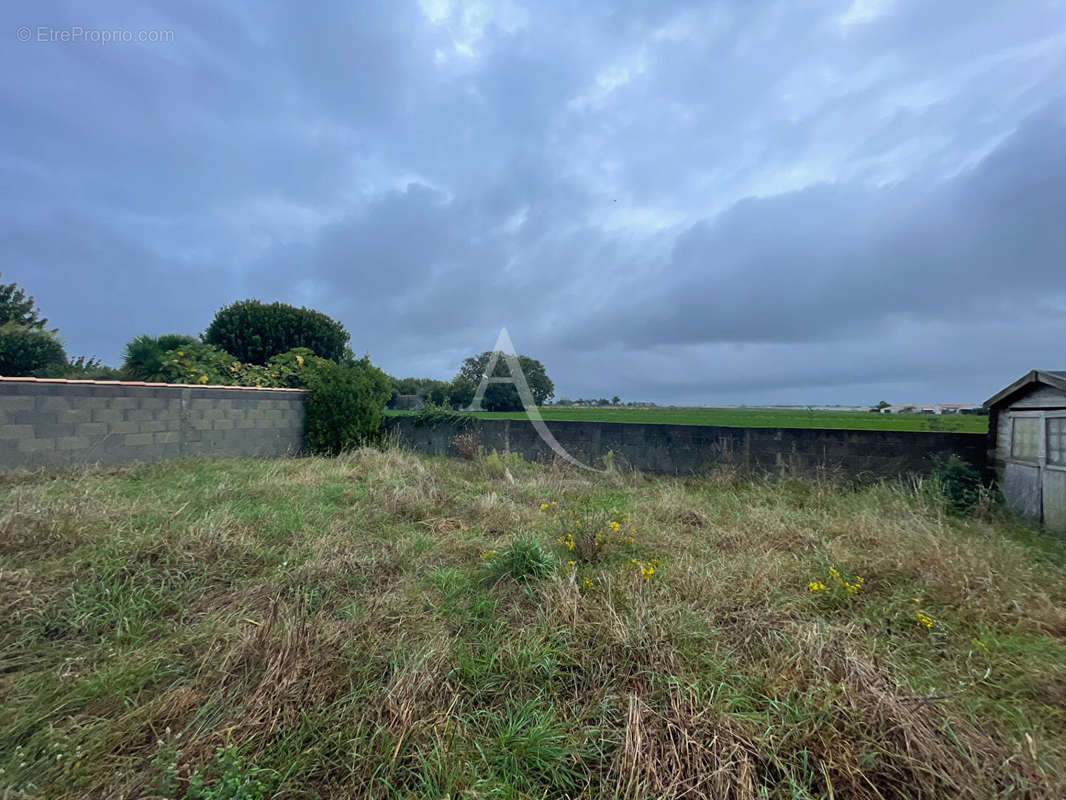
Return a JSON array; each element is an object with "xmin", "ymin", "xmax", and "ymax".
[{"xmin": 0, "ymin": 446, "xmax": 1063, "ymax": 798}]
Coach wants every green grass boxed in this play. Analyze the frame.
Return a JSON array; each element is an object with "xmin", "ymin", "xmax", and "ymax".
[
  {"xmin": 386, "ymin": 405, "xmax": 990, "ymax": 433},
  {"xmin": 1, "ymin": 448, "xmax": 1062, "ymax": 799}
]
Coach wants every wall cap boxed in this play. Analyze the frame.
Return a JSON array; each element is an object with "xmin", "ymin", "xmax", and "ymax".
[{"xmin": 0, "ymin": 376, "xmax": 307, "ymax": 393}]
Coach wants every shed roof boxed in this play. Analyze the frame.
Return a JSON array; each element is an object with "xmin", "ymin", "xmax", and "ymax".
[{"xmin": 983, "ymin": 370, "xmax": 1066, "ymax": 409}]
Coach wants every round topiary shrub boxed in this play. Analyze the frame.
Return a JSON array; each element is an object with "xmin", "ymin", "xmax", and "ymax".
[
  {"xmin": 303, "ymin": 357, "xmax": 391, "ymax": 455},
  {"xmin": 204, "ymin": 300, "xmax": 350, "ymax": 365},
  {"xmin": 0, "ymin": 323, "xmax": 67, "ymax": 376}
]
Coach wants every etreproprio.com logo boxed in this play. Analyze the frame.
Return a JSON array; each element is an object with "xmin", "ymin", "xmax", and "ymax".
[{"xmin": 16, "ymin": 26, "xmax": 175, "ymax": 44}]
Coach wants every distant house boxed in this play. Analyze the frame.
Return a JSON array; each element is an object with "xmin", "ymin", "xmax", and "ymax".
[
  {"xmin": 985, "ymin": 370, "xmax": 1066, "ymax": 533},
  {"xmin": 880, "ymin": 403, "xmax": 981, "ymax": 415}
]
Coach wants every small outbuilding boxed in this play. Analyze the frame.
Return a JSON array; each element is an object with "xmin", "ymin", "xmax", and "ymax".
[{"xmin": 985, "ymin": 370, "xmax": 1066, "ymax": 532}]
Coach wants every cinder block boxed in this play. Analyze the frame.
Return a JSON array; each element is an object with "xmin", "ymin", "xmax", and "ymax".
[
  {"xmin": 0, "ymin": 396, "xmax": 35, "ymax": 412},
  {"xmin": 92, "ymin": 409, "xmax": 124, "ymax": 424},
  {"xmin": 110, "ymin": 421, "xmax": 140, "ymax": 434},
  {"xmin": 213, "ymin": 419, "xmax": 235, "ymax": 430},
  {"xmin": 139, "ymin": 398, "xmax": 166, "ymax": 410},
  {"xmin": 14, "ymin": 410, "xmax": 56, "ymax": 426},
  {"xmin": 39, "ymin": 396, "xmax": 72, "ymax": 411},
  {"xmin": 75, "ymin": 422, "xmax": 108, "ymax": 436},
  {"xmin": 35, "ymin": 423, "xmax": 75, "ymax": 438},
  {"xmin": 155, "ymin": 431, "xmax": 180, "ymax": 444},
  {"xmin": 125, "ymin": 409, "xmax": 153, "ymax": 422},
  {"xmin": 236, "ymin": 418, "xmax": 256, "ymax": 429},
  {"xmin": 190, "ymin": 398, "xmax": 214, "ymax": 410},
  {"xmin": 56, "ymin": 436, "xmax": 91, "ymax": 450},
  {"xmin": 0, "ymin": 424, "xmax": 35, "ymax": 440},
  {"xmin": 140, "ymin": 421, "xmax": 166, "ymax": 432},
  {"xmin": 18, "ymin": 438, "xmax": 55, "ymax": 452},
  {"xmin": 57, "ymin": 408, "xmax": 92, "ymax": 424},
  {"xmin": 189, "ymin": 418, "xmax": 212, "ymax": 431},
  {"xmin": 124, "ymin": 433, "xmax": 154, "ymax": 446},
  {"xmin": 111, "ymin": 397, "xmax": 137, "ymax": 410}
]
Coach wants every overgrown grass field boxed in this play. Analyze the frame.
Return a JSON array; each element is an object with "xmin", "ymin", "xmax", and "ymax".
[
  {"xmin": 386, "ymin": 406, "xmax": 989, "ymax": 433},
  {"xmin": 2, "ymin": 449, "xmax": 1062, "ymax": 798}
]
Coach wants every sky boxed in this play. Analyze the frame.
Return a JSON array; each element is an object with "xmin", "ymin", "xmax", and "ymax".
[{"xmin": 2, "ymin": 0, "xmax": 1064, "ymax": 405}]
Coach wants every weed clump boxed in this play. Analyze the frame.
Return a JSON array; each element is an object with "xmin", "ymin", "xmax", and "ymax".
[
  {"xmin": 930, "ymin": 453, "xmax": 985, "ymax": 513},
  {"xmin": 484, "ymin": 537, "xmax": 555, "ymax": 582}
]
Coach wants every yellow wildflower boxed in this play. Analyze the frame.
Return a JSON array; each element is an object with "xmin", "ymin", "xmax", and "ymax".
[
  {"xmin": 609, "ymin": 521, "xmax": 621, "ymax": 532},
  {"xmin": 807, "ymin": 580, "xmax": 826, "ymax": 592},
  {"xmin": 916, "ymin": 612, "xmax": 933, "ymax": 629}
]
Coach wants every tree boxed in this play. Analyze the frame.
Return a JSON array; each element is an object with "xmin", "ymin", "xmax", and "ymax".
[
  {"xmin": 204, "ymin": 300, "xmax": 350, "ymax": 364},
  {"xmin": 456, "ymin": 351, "xmax": 554, "ymax": 411},
  {"xmin": 611, "ymin": 396, "xmax": 621, "ymax": 405},
  {"xmin": 0, "ymin": 323, "xmax": 66, "ymax": 376},
  {"xmin": 0, "ymin": 275, "xmax": 48, "ymax": 330}
]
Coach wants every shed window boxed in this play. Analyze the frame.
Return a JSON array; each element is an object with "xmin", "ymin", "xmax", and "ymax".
[
  {"xmin": 1049, "ymin": 417, "xmax": 1066, "ymax": 466},
  {"xmin": 1011, "ymin": 417, "xmax": 1040, "ymax": 461}
]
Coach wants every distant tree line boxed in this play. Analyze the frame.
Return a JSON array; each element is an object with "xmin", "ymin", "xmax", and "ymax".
[{"xmin": 388, "ymin": 351, "xmax": 555, "ymax": 412}]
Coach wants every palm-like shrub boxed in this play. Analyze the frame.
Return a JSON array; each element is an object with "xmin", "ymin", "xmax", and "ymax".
[{"xmin": 122, "ymin": 334, "xmax": 197, "ymax": 381}]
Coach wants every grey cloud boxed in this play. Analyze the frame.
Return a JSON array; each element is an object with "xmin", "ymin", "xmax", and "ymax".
[{"xmin": 2, "ymin": 0, "xmax": 1064, "ymax": 404}]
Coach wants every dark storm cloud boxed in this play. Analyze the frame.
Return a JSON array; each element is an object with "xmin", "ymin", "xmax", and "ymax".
[{"xmin": 2, "ymin": 0, "xmax": 1064, "ymax": 403}]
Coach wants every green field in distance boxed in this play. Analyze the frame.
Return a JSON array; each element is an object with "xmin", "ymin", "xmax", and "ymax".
[{"xmin": 386, "ymin": 406, "xmax": 989, "ymax": 433}]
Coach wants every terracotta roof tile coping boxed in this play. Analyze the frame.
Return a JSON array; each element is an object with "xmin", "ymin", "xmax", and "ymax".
[{"xmin": 0, "ymin": 376, "xmax": 307, "ymax": 392}]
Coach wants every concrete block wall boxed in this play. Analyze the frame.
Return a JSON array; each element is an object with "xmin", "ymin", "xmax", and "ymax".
[
  {"xmin": 0, "ymin": 378, "xmax": 306, "ymax": 469},
  {"xmin": 386, "ymin": 416, "xmax": 988, "ymax": 479}
]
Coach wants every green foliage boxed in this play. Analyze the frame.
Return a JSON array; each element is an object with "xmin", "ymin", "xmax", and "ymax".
[
  {"xmin": 931, "ymin": 454, "xmax": 984, "ymax": 513},
  {"xmin": 0, "ymin": 274, "xmax": 48, "ymax": 329},
  {"xmin": 412, "ymin": 400, "xmax": 475, "ymax": 428},
  {"xmin": 303, "ymin": 357, "xmax": 391, "ymax": 455},
  {"xmin": 444, "ymin": 375, "xmax": 478, "ymax": 409},
  {"xmin": 484, "ymin": 537, "xmax": 555, "ymax": 583},
  {"xmin": 456, "ymin": 351, "xmax": 554, "ymax": 411},
  {"xmin": 121, "ymin": 333, "xmax": 198, "ymax": 381},
  {"xmin": 46, "ymin": 355, "xmax": 123, "ymax": 381},
  {"xmin": 187, "ymin": 747, "xmax": 273, "ymax": 800},
  {"xmin": 156, "ymin": 341, "xmax": 239, "ymax": 385},
  {"xmin": 204, "ymin": 300, "xmax": 350, "ymax": 364},
  {"xmin": 0, "ymin": 322, "xmax": 66, "ymax": 376},
  {"xmin": 153, "ymin": 344, "xmax": 333, "ymax": 389}
]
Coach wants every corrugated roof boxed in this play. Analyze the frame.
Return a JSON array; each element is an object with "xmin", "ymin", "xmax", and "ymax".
[{"xmin": 0, "ymin": 376, "xmax": 306, "ymax": 392}]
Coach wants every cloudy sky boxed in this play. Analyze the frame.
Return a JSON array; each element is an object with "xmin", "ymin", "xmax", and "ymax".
[{"xmin": 2, "ymin": 0, "xmax": 1064, "ymax": 405}]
